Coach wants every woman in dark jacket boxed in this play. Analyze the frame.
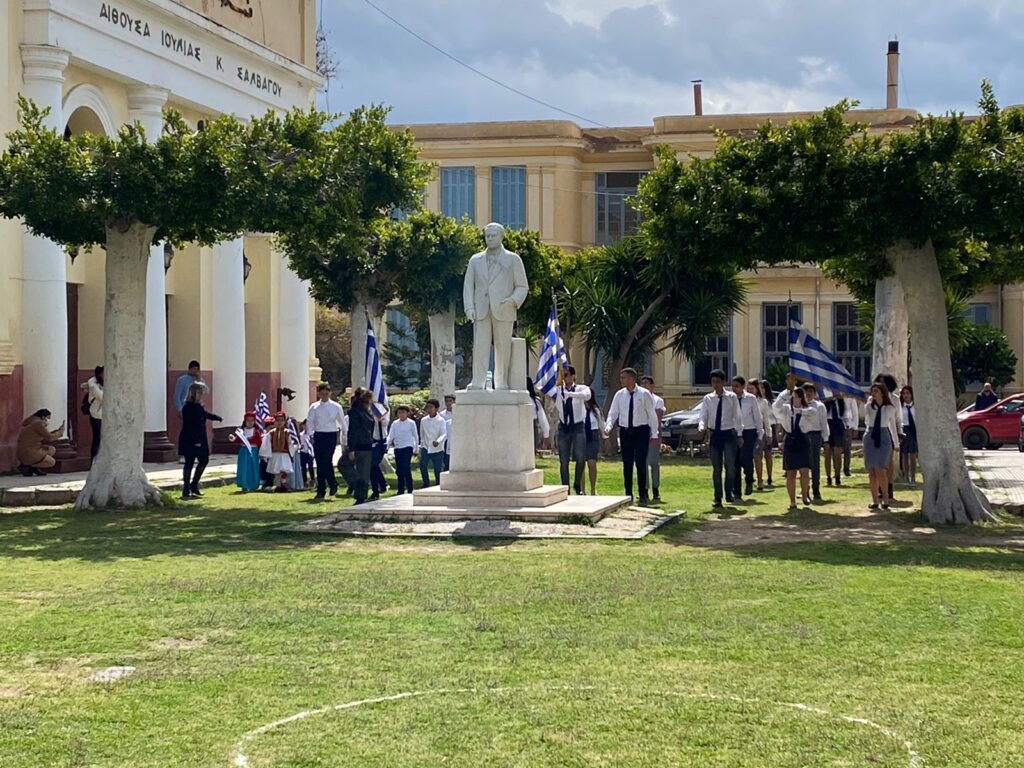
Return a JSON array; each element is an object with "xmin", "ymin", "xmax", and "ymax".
[
  {"xmin": 346, "ymin": 388, "xmax": 376, "ymax": 504},
  {"xmin": 177, "ymin": 383, "xmax": 222, "ymax": 499}
]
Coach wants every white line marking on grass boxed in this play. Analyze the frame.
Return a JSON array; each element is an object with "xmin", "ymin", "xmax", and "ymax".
[{"xmin": 231, "ymin": 686, "xmax": 921, "ymax": 768}]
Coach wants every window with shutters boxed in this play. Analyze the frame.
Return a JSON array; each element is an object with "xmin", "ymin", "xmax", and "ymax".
[
  {"xmin": 491, "ymin": 166, "xmax": 526, "ymax": 230},
  {"xmin": 440, "ymin": 167, "xmax": 475, "ymax": 222}
]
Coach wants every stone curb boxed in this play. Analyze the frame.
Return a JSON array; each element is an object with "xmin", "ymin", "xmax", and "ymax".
[{"xmin": 0, "ymin": 473, "xmax": 236, "ymax": 508}]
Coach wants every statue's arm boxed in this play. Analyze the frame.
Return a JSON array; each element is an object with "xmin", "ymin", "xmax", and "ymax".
[
  {"xmin": 509, "ymin": 255, "xmax": 529, "ymax": 308},
  {"xmin": 463, "ymin": 260, "xmax": 476, "ymax": 321}
]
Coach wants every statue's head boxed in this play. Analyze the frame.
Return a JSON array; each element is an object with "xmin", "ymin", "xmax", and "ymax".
[{"xmin": 484, "ymin": 222, "xmax": 505, "ymax": 249}]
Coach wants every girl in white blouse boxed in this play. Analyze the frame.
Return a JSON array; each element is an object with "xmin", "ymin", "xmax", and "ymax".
[
  {"xmin": 864, "ymin": 383, "xmax": 902, "ymax": 510},
  {"xmin": 773, "ymin": 386, "xmax": 816, "ymax": 509},
  {"xmin": 752, "ymin": 379, "xmax": 775, "ymax": 491}
]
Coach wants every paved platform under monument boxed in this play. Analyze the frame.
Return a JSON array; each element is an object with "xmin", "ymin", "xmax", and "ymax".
[{"xmin": 312, "ymin": 492, "xmax": 631, "ymax": 524}]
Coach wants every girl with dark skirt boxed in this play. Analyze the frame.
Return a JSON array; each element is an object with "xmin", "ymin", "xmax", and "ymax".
[
  {"xmin": 899, "ymin": 385, "xmax": 919, "ymax": 486},
  {"xmin": 864, "ymin": 383, "xmax": 901, "ymax": 510},
  {"xmin": 772, "ymin": 383, "xmax": 815, "ymax": 509},
  {"xmin": 583, "ymin": 394, "xmax": 604, "ymax": 496},
  {"xmin": 823, "ymin": 395, "xmax": 848, "ymax": 487}
]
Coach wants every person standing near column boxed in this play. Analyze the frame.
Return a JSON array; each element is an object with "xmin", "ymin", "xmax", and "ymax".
[
  {"xmin": 173, "ymin": 361, "xmax": 204, "ymax": 461},
  {"xmin": 441, "ymin": 394, "xmax": 455, "ymax": 471},
  {"xmin": 418, "ymin": 398, "xmax": 447, "ymax": 487},
  {"xmin": 553, "ymin": 366, "xmax": 590, "ymax": 495},
  {"xmin": 640, "ymin": 376, "xmax": 666, "ymax": 503},
  {"xmin": 306, "ymin": 383, "xmax": 345, "ymax": 501},
  {"xmin": 800, "ymin": 383, "xmax": 830, "ymax": 503},
  {"xmin": 82, "ymin": 366, "xmax": 104, "ymax": 460},
  {"xmin": 697, "ymin": 369, "xmax": 742, "ymax": 507},
  {"xmin": 731, "ymin": 376, "xmax": 764, "ymax": 498},
  {"xmin": 603, "ymin": 368, "xmax": 660, "ymax": 506}
]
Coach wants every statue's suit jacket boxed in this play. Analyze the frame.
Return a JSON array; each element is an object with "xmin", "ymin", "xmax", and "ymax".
[{"xmin": 463, "ymin": 248, "xmax": 529, "ymax": 323}]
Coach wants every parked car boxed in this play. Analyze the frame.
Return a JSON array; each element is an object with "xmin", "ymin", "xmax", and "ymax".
[
  {"xmin": 661, "ymin": 403, "xmax": 704, "ymax": 450},
  {"xmin": 958, "ymin": 394, "xmax": 1024, "ymax": 450}
]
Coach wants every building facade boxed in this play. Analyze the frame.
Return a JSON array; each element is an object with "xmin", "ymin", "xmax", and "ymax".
[
  {"xmin": 403, "ymin": 110, "xmax": 1016, "ymax": 409},
  {"xmin": 0, "ymin": 0, "xmax": 321, "ymax": 470}
]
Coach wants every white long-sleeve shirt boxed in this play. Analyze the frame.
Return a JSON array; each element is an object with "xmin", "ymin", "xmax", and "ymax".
[
  {"xmin": 772, "ymin": 390, "xmax": 817, "ymax": 435},
  {"xmin": 532, "ymin": 397, "xmax": 551, "ymax": 439},
  {"xmin": 604, "ymin": 386, "xmax": 660, "ymax": 433},
  {"xmin": 736, "ymin": 392, "xmax": 765, "ymax": 440},
  {"xmin": 843, "ymin": 398, "xmax": 860, "ymax": 430},
  {"xmin": 553, "ymin": 384, "xmax": 591, "ymax": 426},
  {"xmin": 801, "ymin": 398, "xmax": 831, "ymax": 442},
  {"xmin": 697, "ymin": 390, "xmax": 742, "ymax": 436},
  {"xmin": 387, "ymin": 418, "xmax": 419, "ymax": 450},
  {"xmin": 757, "ymin": 397, "xmax": 773, "ymax": 435},
  {"xmin": 419, "ymin": 414, "xmax": 448, "ymax": 453},
  {"xmin": 865, "ymin": 401, "xmax": 902, "ymax": 446},
  {"xmin": 306, "ymin": 399, "xmax": 346, "ymax": 434}
]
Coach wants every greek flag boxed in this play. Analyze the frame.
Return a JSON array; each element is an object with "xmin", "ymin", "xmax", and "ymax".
[
  {"xmin": 535, "ymin": 306, "xmax": 568, "ymax": 397},
  {"xmin": 365, "ymin": 318, "xmax": 389, "ymax": 416},
  {"xmin": 788, "ymin": 321, "xmax": 864, "ymax": 400},
  {"xmin": 286, "ymin": 417, "xmax": 300, "ymax": 447},
  {"xmin": 254, "ymin": 392, "xmax": 271, "ymax": 431}
]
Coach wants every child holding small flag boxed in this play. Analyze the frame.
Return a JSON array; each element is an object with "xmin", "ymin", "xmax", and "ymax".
[
  {"xmin": 228, "ymin": 411, "xmax": 262, "ymax": 492},
  {"xmin": 260, "ymin": 412, "xmax": 296, "ymax": 493}
]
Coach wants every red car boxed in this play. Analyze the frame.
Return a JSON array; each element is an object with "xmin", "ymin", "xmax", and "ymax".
[{"xmin": 958, "ymin": 394, "xmax": 1024, "ymax": 450}]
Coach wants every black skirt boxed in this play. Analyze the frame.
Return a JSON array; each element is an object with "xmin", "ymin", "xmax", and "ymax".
[
  {"xmin": 783, "ymin": 430, "xmax": 811, "ymax": 471},
  {"xmin": 900, "ymin": 423, "xmax": 919, "ymax": 454},
  {"xmin": 827, "ymin": 418, "xmax": 845, "ymax": 448}
]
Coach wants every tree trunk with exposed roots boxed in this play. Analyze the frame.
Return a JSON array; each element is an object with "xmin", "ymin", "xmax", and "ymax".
[
  {"xmin": 886, "ymin": 239, "xmax": 994, "ymax": 524},
  {"xmin": 872, "ymin": 274, "xmax": 909, "ymax": 386},
  {"xmin": 428, "ymin": 303, "xmax": 456, "ymax": 400},
  {"xmin": 74, "ymin": 222, "xmax": 163, "ymax": 509},
  {"xmin": 350, "ymin": 296, "xmax": 384, "ymax": 391}
]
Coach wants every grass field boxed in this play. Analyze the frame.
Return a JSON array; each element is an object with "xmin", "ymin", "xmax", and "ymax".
[{"xmin": 2, "ymin": 456, "xmax": 1023, "ymax": 767}]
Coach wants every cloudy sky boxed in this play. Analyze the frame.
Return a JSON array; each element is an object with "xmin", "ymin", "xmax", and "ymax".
[{"xmin": 320, "ymin": 0, "xmax": 1024, "ymax": 127}]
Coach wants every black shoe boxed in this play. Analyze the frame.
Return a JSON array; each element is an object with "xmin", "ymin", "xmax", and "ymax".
[
  {"xmin": 844, "ymin": 471, "xmax": 852, "ymax": 478},
  {"xmin": 888, "ymin": 483, "xmax": 895, "ymax": 499},
  {"xmin": 190, "ymin": 486, "xmax": 203, "ymax": 497},
  {"xmin": 745, "ymin": 485, "xmax": 754, "ymax": 496},
  {"xmin": 766, "ymin": 479, "xmax": 773, "ymax": 487},
  {"xmin": 330, "ymin": 487, "xmax": 339, "ymax": 497},
  {"xmin": 827, "ymin": 477, "xmax": 833, "ymax": 486},
  {"xmin": 274, "ymin": 486, "xmax": 289, "ymax": 493},
  {"xmin": 869, "ymin": 503, "xmax": 880, "ymax": 510},
  {"xmin": 713, "ymin": 500, "xmax": 723, "ymax": 508},
  {"xmin": 31, "ymin": 467, "xmax": 46, "ymax": 477},
  {"xmin": 652, "ymin": 493, "xmax": 662, "ymax": 502},
  {"xmin": 313, "ymin": 494, "xmax": 325, "ymax": 501},
  {"xmin": 725, "ymin": 495, "xmax": 735, "ymax": 504},
  {"xmin": 835, "ymin": 478, "xmax": 842, "ymax": 487},
  {"xmin": 813, "ymin": 494, "xmax": 824, "ymax": 503},
  {"xmin": 802, "ymin": 497, "xmax": 812, "ymax": 506},
  {"xmin": 18, "ymin": 464, "xmax": 33, "ymax": 477},
  {"xmin": 368, "ymin": 494, "xmax": 380, "ymax": 502},
  {"xmin": 639, "ymin": 497, "xmax": 650, "ymax": 507}
]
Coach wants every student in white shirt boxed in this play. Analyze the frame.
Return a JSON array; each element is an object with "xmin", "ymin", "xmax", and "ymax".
[
  {"xmin": 370, "ymin": 405, "xmax": 390, "ymax": 500},
  {"xmin": 441, "ymin": 395, "xmax": 455, "ymax": 470},
  {"xmin": 306, "ymin": 383, "xmax": 346, "ymax": 500},
  {"xmin": 731, "ymin": 376, "xmax": 765, "ymax": 499},
  {"xmin": 899, "ymin": 385, "xmax": 919, "ymax": 485},
  {"xmin": 553, "ymin": 367, "xmax": 591, "ymax": 495},
  {"xmin": 387, "ymin": 405, "xmax": 419, "ymax": 494},
  {"xmin": 752, "ymin": 379, "xmax": 775, "ymax": 491},
  {"xmin": 418, "ymin": 398, "xmax": 448, "ymax": 488},
  {"xmin": 864, "ymin": 383, "xmax": 902, "ymax": 510},
  {"xmin": 773, "ymin": 384, "xmax": 816, "ymax": 509},
  {"xmin": 640, "ymin": 375, "xmax": 666, "ymax": 502},
  {"xmin": 697, "ymin": 368, "xmax": 742, "ymax": 507},
  {"xmin": 841, "ymin": 395, "xmax": 860, "ymax": 478},
  {"xmin": 603, "ymin": 367, "xmax": 660, "ymax": 505},
  {"xmin": 800, "ymin": 383, "xmax": 830, "ymax": 502},
  {"xmin": 583, "ymin": 394, "xmax": 605, "ymax": 496},
  {"xmin": 526, "ymin": 378, "xmax": 551, "ymax": 454},
  {"xmin": 874, "ymin": 373, "xmax": 902, "ymax": 501}
]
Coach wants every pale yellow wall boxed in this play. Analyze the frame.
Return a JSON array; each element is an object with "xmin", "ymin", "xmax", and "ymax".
[
  {"xmin": 171, "ymin": 0, "xmax": 315, "ymax": 66},
  {"xmin": 0, "ymin": 0, "xmax": 18, "ymax": 371},
  {"xmin": 168, "ymin": 244, "xmax": 205, "ymax": 369},
  {"xmin": 243, "ymin": 236, "xmax": 279, "ymax": 372}
]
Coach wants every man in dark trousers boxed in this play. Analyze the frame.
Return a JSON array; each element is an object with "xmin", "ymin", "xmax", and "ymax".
[
  {"xmin": 603, "ymin": 367, "xmax": 660, "ymax": 506},
  {"xmin": 552, "ymin": 366, "xmax": 591, "ymax": 495},
  {"xmin": 731, "ymin": 376, "xmax": 764, "ymax": 498},
  {"xmin": 305, "ymin": 383, "xmax": 345, "ymax": 500},
  {"xmin": 697, "ymin": 369, "xmax": 742, "ymax": 507}
]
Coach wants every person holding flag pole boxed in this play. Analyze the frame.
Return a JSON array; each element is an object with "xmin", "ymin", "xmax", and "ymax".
[{"xmin": 363, "ymin": 316, "xmax": 391, "ymax": 500}]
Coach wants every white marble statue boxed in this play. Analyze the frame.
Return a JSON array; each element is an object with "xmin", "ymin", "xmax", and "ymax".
[{"xmin": 463, "ymin": 222, "xmax": 529, "ymax": 390}]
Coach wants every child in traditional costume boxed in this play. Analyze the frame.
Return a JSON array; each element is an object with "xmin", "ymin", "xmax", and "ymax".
[
  {"xmin": 260, "ymin": 412, "xmax": 296, "ymax": 493},
  {"xmin": 229, "ymin": 411, "xmax": 262, "ymax": 492},
  {"xmin": 259, "ymin": 415, "xmax": 275, "ymax": 489}
]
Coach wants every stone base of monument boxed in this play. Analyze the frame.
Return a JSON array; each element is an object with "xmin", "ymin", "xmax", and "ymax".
[{"xmin": 338, "ymin": 386, "xmax": 630, "ymax": 524}]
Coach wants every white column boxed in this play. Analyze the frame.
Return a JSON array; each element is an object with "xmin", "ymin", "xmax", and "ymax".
[
  {"xmin": 127, "ymin": 86, "xmax": 172, "ymax": 444},
  {"xmin": 20, "ymin": 45, "xmax": 71, "ymax": 424},
  {"xmin": 211, "ymin": 237, "xmax": 247, "ymax": 421},
  {"xmin": 277, "ymin": 251, "xmax": 311, "ymax": 418}
]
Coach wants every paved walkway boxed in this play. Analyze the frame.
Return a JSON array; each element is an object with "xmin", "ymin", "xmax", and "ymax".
[
  {"xmin": 0, "ymin": 457, "xmax": 236, "ymax": 507},
  {"xmin": 966, "ymin": 448, "xmax": 1024, "ymax": 514}
]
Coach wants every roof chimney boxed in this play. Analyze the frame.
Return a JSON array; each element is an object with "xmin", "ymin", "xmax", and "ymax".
[
  {"xmin": 692, "ymin": 80, "xmax": 703, "ymax": 116},
  {"xmin": 886, "ymin": 40, "xmax": 900, "ymax": 109}
]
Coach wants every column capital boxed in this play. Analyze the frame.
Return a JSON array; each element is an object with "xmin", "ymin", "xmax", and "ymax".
[
  {"xmin": 127, "ymin": 85, "xmax": 170, "ymax": 116},
  {"xmin": 20, "ymin": 45, "xmax": 71, "ymax": 84}
]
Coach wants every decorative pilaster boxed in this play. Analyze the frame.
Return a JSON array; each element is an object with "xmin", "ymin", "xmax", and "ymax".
[{"xmin": 210, "ymin": 237, "xmax": 247, "ymax": 451}]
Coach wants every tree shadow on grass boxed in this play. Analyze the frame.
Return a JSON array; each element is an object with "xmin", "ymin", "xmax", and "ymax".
[
  {"xmin": 655, "ymin": 505, "xmax": 1024, "ymax": 572},
  {"xmin": 0, "ymin": 502, "xmax": 325, "ymax": 562}
]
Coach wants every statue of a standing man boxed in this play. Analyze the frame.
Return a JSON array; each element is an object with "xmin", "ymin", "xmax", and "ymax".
[{"xmin": 463, "ymin": 222, "xmax": 529, "ymax": 390}]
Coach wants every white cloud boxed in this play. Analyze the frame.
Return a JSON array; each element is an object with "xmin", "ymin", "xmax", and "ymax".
[{"xmin": 544, "ymin": 0, "xmax": 675, "ymax": 28}]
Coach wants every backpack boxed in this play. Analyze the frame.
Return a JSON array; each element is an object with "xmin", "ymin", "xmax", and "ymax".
[{"xmin": 81, "ymin": 392, "xmax": 92, "ymax": 416}]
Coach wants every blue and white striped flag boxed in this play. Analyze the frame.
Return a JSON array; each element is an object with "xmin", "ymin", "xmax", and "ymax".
[
  {"xmin": 788, "ymin": 320, "xmax": 864, "ymax": 400},
  {"xmin": 286, "ymin": 417, "xmax": 300, "ymax": 447},
  {"xmin": 365, "ymin": 318, "xmax": 389, "ymax": 417},
  {"xmin": 254, "ymin": 392, "xmax": 271, "ymax": 431},
  {"xmin": 535, "ymin": 306, "xmax": 568, "ymax": 398}
]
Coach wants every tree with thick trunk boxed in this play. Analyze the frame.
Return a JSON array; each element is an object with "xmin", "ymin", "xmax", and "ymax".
[
  {"xmin": 887, "ymin": 241, "xmax": 994, "ymax": 523},
  {"xmin": 638, "ymin": 87, "xmax": 1024, "ymax": 524},
  {"xmin": 871, "ymin": 275, "xmax": 909, "ymax": 385},
  {"xmin": 350, "ymin": 296, "xmax": 385, "ymax": 390},
  {"xmin": 0, "ymin": 100, "xmax": 331, "ymax": 508},
  {"xmin": 427, "ymin": 305, "xmax": 457, "ymax": 399}
]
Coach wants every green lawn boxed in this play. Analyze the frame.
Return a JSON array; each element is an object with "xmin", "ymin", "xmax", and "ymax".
[{"xmin": 1, "ymin": 457, "xmax": 1023, "ymax": 767}]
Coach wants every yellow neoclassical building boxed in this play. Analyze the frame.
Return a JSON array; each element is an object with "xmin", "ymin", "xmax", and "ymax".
[
  {"xmin": 403, "ymin": 110, "xmax": 1019, "ymax": 409},
  {"xmin": 0, "ymin": 0, "xmax": 321, "ymax": 472}
]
